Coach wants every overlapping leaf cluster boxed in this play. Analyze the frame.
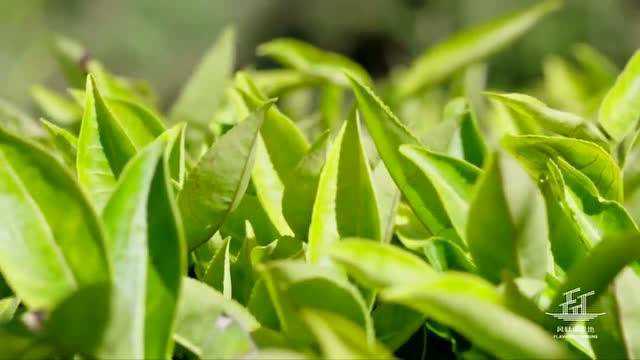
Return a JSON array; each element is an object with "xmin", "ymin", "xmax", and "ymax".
[{"xmin": 2, "ymin": 0, "xmax": 640, "ymax": 358}]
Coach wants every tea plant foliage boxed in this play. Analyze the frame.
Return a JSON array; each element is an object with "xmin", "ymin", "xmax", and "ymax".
[{"xmin": 3, "ymin": 1, "xmax": 640, "ymax": 359}]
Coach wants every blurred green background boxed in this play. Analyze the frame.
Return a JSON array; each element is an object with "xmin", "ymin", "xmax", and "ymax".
[{"xmin": 1, "ymin": 0, "xmax": 638, "ymax": 111}]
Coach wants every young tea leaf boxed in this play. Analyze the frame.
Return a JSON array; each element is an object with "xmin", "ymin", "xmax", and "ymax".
[
  {"xmin": 178, "ymin": 102, "xmax": 271, "ymax": 250},
  {"xmin": 393, "ymin": 0, "xmax": 561, "ymax": 99},
  {"xmin": 0, "ymin": 125, "xmax": 110, "ymax": 310}
]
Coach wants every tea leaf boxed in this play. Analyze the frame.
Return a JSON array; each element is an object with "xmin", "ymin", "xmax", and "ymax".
[
  {"xmin": 372, "ymin": 162, "xmax": 401, "ymax": 244},
  {"xmin": 170, "ymin": 27, "xmax": 235, "ymax": 128},
  {"xmin": 334, "ymin": 113, "xmax": 380, "ymax": 241},
  {"xmin": 250, "ymin": 69, "xmax": 322, "ymax": 97},
  {"xmin": 236, "ymin": 73, "xmax": 309, "ymax": 236},
  {"xmin": 348, "ymin": 74, "xmax": 458, "ymax": 241},
  {"xmin": 201, "ymin": 237, "xmax": 233, "ymax": 299},
  {"xmin": 600, "ymin": 51, "xmax": 640, "ymax": 141},
  {"xmin": 545, "ymin": 232, "xmax": 640, "ymax": 329},
  {"xmin": 45, "ymin": 283, "xmax": 111, "ymax": 355},
  {"xmin": 372, "ymin": 303, "xmax": 425, "ymax": 351},
  {"xmin": 178, "ymin": 102, "xmax": 271, "ymax": 250},
  {"xmin": 41, "ymin": 119, "xmax": 78, "ymax": 167},
  {"xmin": 301, "ymin": 309, "xmax": 393, "ymax": 359},
  {"xmin": 282, "ymin": 131, "xmax": 331, "ymax": 239},
  {"xmin": 486, "ymin": 92, "xmax": 608, "ymax": 148},
  {"xmin": 400, "ymin": 144, "xmax": 481, "ymax": 243},
  {"xmin": 258, "ymin": 38, "xmax": 372, "ymax": 86},
  {"xmin": 76, "ymin": 75, "xmax": 136, "ymax": 210},
  {"xmin": 543, "ymin": 55, "xmax": 589, "ymax": 115},
  {"xmin": 573, "ymin": 43, "xmax": 618, "ymax": 90},
  {"xmin": 31, "ymin": 85, "xmax": 82, "ymax": 126},
  {"xmin": 382, "ymin": 273, "xmax": 576, "ymax": 359},
  {"xmin": 422, "ymin": 236, "xmax": 476, "ymax": 272},
  {"xmin": 503, "ymin": 134, "xmax": 622, "ymax": 201},
  {"xmin": 308, "ymin": 113, "xmax": 381, "ymax": 266},
  {"xmin": 0, "ymin": 125, "xmax": 110, "ymax": 310},
  {"xmin": 259, "ymin": 261, "xmax": 372, "ymax": 345},
  {"xmin": 52, "ymin": 35, "xmax": 88, "ymax": 88},
  {"xmin": 467, "ymin": 151, "xmax": 551, "ymax": 283},
  {"xmin": 393, "ymin": 0, "xmax": 561, "ymax": 99},
  {"xmin": 106, "ymin": 98, "xmax": 166, "ymax": 149},
  {"xmin": 330, "ymin": 239, "xmax": 435, "ymax": 289},
  {"xmin": 99, "ymin": 133, "xmax": 186, "ymax": 358},
  {"xmin": 174, "ymin": 278, "xmax": 258, "ymax": 359}
]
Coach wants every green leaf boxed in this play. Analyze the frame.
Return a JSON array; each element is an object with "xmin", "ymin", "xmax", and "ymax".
[
  {"xmin": 250, "ymin": 69, "xmax": 322, "ymax": 97},
  {"xmin": 422, "ymin": 236, "xmax": 476, "ymax": 273},
  {"xmin": 31, "ymin": 85, "xmax": 82, "ymax": 126},
  {"xmin": 301, "ymin": 309, "xmax": 393, "ymax": 359},
  {"xmin": 538, "ymin": 160, "xmax": 589, "ymax": 269},
  {"xmin": 503, "ymin": 134, "xmax": 622, "ymax": 201},
  {"xmin": 372, "ymin": 303, "xmax": 425, "ymax": 351},
  {"xmin": 257, "ymin": 38, "xmax": 372, "ymax": 87},
  {"xmin": 422, "ymin": 98, "xmax": 487, "ymax": 167},
  {"xmin": 382, "ymin": 273, "xmax": 576, "ymax": 359},
  {"xmin": 330, "ymin": 239, "xmax": 435, "ymax": 289},
  {"xmin": 106, "ymin": 98, "xmax": 166, "ymax": 149},
  {"xmin": 467, "ymin": 151, "xmax": 551, "ymax": 283},
  {"xmin": 372, "ymin": 162, "xmax": 401, "ymax": 244},
  {"xmin": 0, "ymin": 125, "xmax": 110, "ymax": 310},
  {"xmin": 178, "ymin": 102, "xmax": 271, "ymax": 250},
  {"xmin": 335, "ymin": 113, "xmax": 380, "ymax": 241},
  {"xmin": 282, "ymin": 131, "xmax": 331, "ymax": 240},
  {"xmin": 546, "ymin": 158, "xmax": 636, "ymax": 247},
  {"xmin": 174, "ymin": 278, "xmax": 258, "ymax": 359},
  {"xmin": 201, "ymin": 237, "xmax": 233, "ymax": 299},
  {"xmin": 235, "ymin": 73, "xmax": 310, "ymax": 176},
  {"xmin": 45, "ymin": 283, "xmax": 111, "ymax": 356},
  {"xmin": 0, "ymin": 297, "xmax": 19, "ymax": 324},
  {"xmin": 76, "ymin": 75, "xmax": 136, "ymax": 210},
  {"xmin": 583, "ymin": 269, "xmax": 640, "ymax": 359},
  {"xmin": 259, "ymin": 261, "xmax": 372, "ymax": 345},
  {"xmin": 545, "ymin": 232, "xmax": 640, "ymax": 324},
  {"xmin": 87, "ymin": 61, "xmax": 156, "ymax": 111},
  {"xmin": 41, "ymin": 119, "xmax": 78, "ymax": 168},
  {"xmin": 599, "ymin": 50, "xmax": 640, "ymax": 141},
  {"xmin": 221, "ymin": 194, "xmax": 280, "ymax": 246},
  {"xmin": 607, "ymin": 269, "xmax": 640, "ymax": 358},
  {"xmin": 52, "ymin": 35, "xmax": 88, "ymax": 88},
  {"xmin": 99, "ymin": 134, "xmax": 186, "ymax": 358},
  {"xmin": 247, "ymin": 279, "xmax": 281, "ymax": 331},
  {"xmin": 0, "ymin": 98, "xmax": 45, "ymax": 139},
  {"xmin": 235, "ymin": 73, "xmax": 310, "ymax": 236},
  {"xmin": 543, "ymin": 55, "xmax": 590, "ymax": 115},
  {"xmin": 393, "ymin": 0, "xmax": 561, "ymax": 99},
  {"xmin": 251, "ymin": 136, "xmax": 295, "ymax": 236},
  {"xmin": 320, "ymin": 84, "xmax": 344, "ymax": 129},
  {"xmin": 308, "ymin": 113, "xmax": 381, "ymax": 266},
  {"xmin": 170, "ymin": 26, "xmax": 235, "ymax": 127},
  {"xmin": 395, "ymin": 203, "xmax": 432, "ymax": 249},
  {"xmin": 0, "ymin": 319, "xmax": 54, "ymax": 359},
  {"xmin": 572, "ymin": 43, "xmax": 618, "ymax": 92},
  {"xmin": 458, "ymin": 104, "xmax": 488, "ymax": 167},
  {"xmin": 486, "ymin": 92, "xmax": 608, "ymax": 148},
  {"xmin": 191, "ymin": 232, "xmax": 224, "ymax": 280},
  {"xmin": 400, "ymin": 144, "xmax": 481, "ymax": 243},
  {"xmin": 348, "ymin": 75, "xmax": 458, "ymax": 241}
]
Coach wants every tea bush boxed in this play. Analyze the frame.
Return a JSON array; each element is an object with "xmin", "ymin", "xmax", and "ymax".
[{"xmin": 1, "ymin": 0, "xmax": 640, "ymax": 358}]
